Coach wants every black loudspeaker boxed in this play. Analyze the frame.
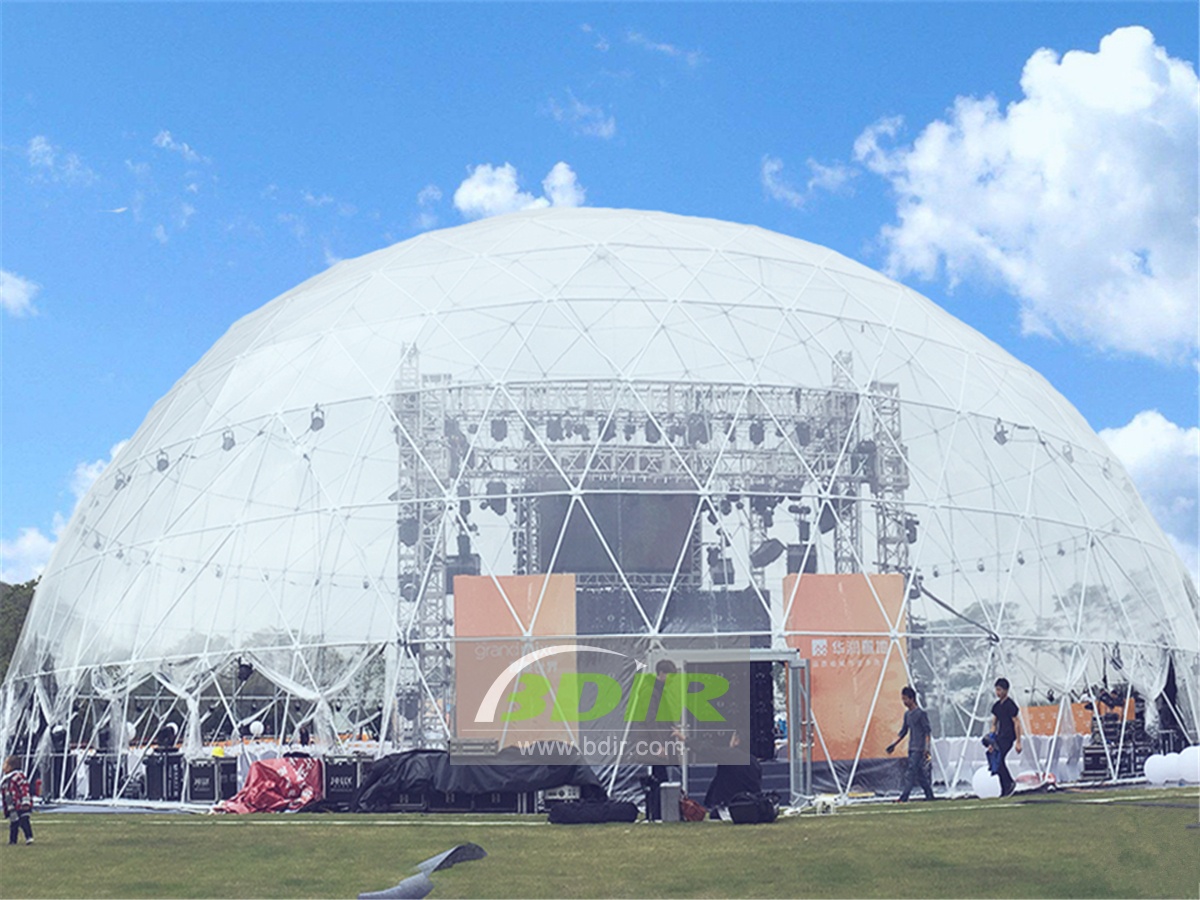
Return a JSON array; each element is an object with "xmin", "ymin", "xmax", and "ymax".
[
  {"xmin": 87, "ymin": 754, "xmax": 119, "ymax": 800},
  {"xmin": 188, "ymin": 761, "xmax": 217, "ymax": 802},
  {"xmin": 47, "ymin": 754, "xmax": 77, "ymax": 800},
  {"xmin": 786, "ymin": 544, "xmax": 817, "ymax": 574},
  {"xmin": 145, "ymin": 752, "xmax": 184, "ymax": 801},
  {"xmin": 323, "ymin": 758, "xmax": 360, "ymax": 807},
  {"xmin": 426, "ymin": 790, "xmax": 474, "ymax": 813},
  {"xmin": 472, "ymin": 791, "xmax": 527, "ymax": 813},
  {"xmin": 217, "ymin": 759, "xmax": 240, "ymax": 799},
  {"xmin": 749, "ymin": 662, "xmax": 775, "ymax": 760}
]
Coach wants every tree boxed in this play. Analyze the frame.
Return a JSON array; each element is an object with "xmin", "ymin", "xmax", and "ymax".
[{"xmin": 0, "ymin": 578, "xmax": 37, "ymax": 680}]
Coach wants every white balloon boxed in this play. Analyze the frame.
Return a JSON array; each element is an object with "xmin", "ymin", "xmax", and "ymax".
[
  {"xmin": 1163, "ymin": 752, "xmax": 1182, "ymax": 782},
  {"xmin": 972, "ymin": 766, "xmax": 1002, "ymax": 799},
  {"xmin": 1178, "ymin": 746, "xmax": 1200, "ymax": 784},
  {"xmin": 249, "ymin": 720, "xmax": 264, "ymax": 737},
  {"xmin": 1142, "ymin": 758, "xmax": 1171, "ymax": 787}
]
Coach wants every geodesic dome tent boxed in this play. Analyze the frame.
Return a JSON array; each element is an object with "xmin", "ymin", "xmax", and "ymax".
[{"xmin": 3, "ymin": 208, "xmax": 1196, "ymax": 800}]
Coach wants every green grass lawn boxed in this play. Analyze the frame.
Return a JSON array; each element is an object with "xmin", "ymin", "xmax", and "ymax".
[{"xmin": 2, "ymin": 788, "xmax": 1196, "ymax": 899}]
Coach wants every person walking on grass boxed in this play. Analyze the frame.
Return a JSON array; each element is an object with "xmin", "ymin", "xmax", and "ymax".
[
  {"xmin": 990, "ymin": 677, "xmax": 1022, "ymax": 797},
  {"xmin": 2, "ymin": 756, "xmax": 34, "ymax": 845},
  {"xmin": 887, "ymin": 686, "xmax": 935, "ymax": 802}
]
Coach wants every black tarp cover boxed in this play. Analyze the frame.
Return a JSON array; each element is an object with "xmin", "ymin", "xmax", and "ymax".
[{"xmin": 352, "ymin": 749, "xmax": 606, "ymax": 811}]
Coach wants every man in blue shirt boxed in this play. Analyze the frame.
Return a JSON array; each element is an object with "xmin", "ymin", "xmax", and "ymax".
[
  {"xmin": 887, "ymin": 686, "xmax": 935, "ymax": 802},
  {"xmin": 990, "ymin": 677, "xmax": 1023, "ymax": 796}
]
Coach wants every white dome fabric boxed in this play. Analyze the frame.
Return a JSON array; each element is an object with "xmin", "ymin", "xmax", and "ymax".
[{"xmin": 3, "ymin": 208, "xmax": 1196, "ymax": 790}]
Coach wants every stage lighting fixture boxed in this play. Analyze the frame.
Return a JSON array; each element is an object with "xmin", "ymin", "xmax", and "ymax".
[
  {"xmin": 156, "ymin": 451, "xmax": 170, "ymax": 472},
  {"xmin": 749, "ymin": 420, "xmax": 765, "ymax": 445},
  {"xmin": 904, "ymin": 516, "xmax": 919, "ymax": 544},
  {"xmin": 486, "ymin": 481, "xmax": 508, "ymax": 516},
  {"xmin": 577, "ymin": 423, "xmax": 590, "ymax": 441},
  {"xmin": 749, "ymin": 538, "xmax": 785, "ymax": 568},
  {"xmin": 601, "ymin": 420, "xmax": 617, "ymax": 442},
  {"xmin": 932, "ymin": 566, "xmax": 940, "ymax": 578},
  {"xmin": 114, "ymin": 471, "xmax": 129, "ymax": 491},
  {"xmin": 707, "ymin": 546, "xmax": 735, "ymax": 586},
  {"xmin": 398, "ymin": 517, "xmax": 419, "ymax": 547},
  {"xmin": 1062, "ymin": 444, "xmax": 1073, "ymax": 463},
  {"xmin": 1017, "ymin": 552, "xmax": 1025, "ymax": 565},
  {"xmin": 645, "ymin": 419, "xmax": 661, "ymax": 443},
  {"xmin": 490, "ymin": 418, "xmax": 508, "ymax": 441},
  {"xmin": 908, "ymin": 575, "xmax": 922, "ymax": 600},
  {"xmin": 818, "ymin": 503, "xmax": 837, "ymax": 533},
  {"xmin": 1057, "ymin": 544, "xmax": 1065, "ymax": 557},
  {"xmin": 547, "ymin": 417, "xmax": 564, "ymax": 441},
  {"xmin": 623, "ymin": 422, "xmax": 637, "ymax": 441},
  {"xmin": 977, "ymin": 559, "xmax": 985, "ymax": 572},
  {"xmin": 687, "ymin": 414, "xmax": 710, "ymax": 445},
  {"xmin": 719, "ymin": 498, "xmax": 732, "ymax": 516},
  {"xmin": 237, "ymin": 660, "xmax": 254, "ymax": 682},
  {"xmin": 310, "ymin": 404, "xmax": 325, "ymax": 432},
  {"xmin": 795, "ymin": 421, "xmax": 812, "ymax": 446},
  {"xmin": 993, "ymin": 419, "xmax": 1008, "ymax": 445},
  {"xmin": 222, "ymin": 430, "xmax": 236, "ymax": 451}
]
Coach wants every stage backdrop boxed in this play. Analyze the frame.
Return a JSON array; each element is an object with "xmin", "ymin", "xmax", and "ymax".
[{"xmin": 784, "ymin": 573, "xmax": 907, "ymax": 762}]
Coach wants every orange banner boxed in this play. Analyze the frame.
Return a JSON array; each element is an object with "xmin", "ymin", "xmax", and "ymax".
[
  {"xmin": 453, "ymin": 574, "xmax": 577, "ymax": 747},
  {"xmin": 784, "ymin": 573, "xmax": 907, "ymax": 761},
  {"xmin": 1025, "ymin": 700, "xmax": 1133, "ymax": 736}
]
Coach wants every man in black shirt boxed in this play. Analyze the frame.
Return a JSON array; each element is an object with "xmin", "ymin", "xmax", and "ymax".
[
  {"xmin": 887, "ymin": 686, "xmax": 935, "ymax": 801},
  {"xmin": 990, "ymin": 677, "xmax": 1022, "ymax": 796}
]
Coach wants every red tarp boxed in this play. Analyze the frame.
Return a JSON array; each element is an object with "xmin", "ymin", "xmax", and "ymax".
[{"xmin": 217, "ymin": 757, "xmax": 322, "ymax": 813}]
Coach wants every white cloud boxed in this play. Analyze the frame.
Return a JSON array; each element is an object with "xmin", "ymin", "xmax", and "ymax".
[
  {"xmin": 0, "ymin": 441, "xmax": 126, "ymax": 584},
  {"xmin": 415, "ymin": 184, "xmax": 442, "ymax": 230},
  {"xmin": 302, "ymin": 191, "xmax": 334, "ymax": 207},
  {"xmin": 1100, "ymin": 410, "xmax": 1199, "ymax": 581},
  {"xmin": 542, "ymin": 162, "xmax": 586, "ymax": 208},
  {"xmin": 627, "ymin": 30, "xmax": 705, "ymax": 67},
  {"xmin": 856, "ymin": 26, "xmax": 1199, "ymax": 363},
  {"xmin": 453, "ymin": 162, "xmax": 586, "ymax": 220},
  {"xmin": 152, "ymin": 129, "xmax": 208, "ymax": 164},
  {"xmin": 69, "ymin": 441, "xmax": 128, "ymax": 502},
  {"xmin": 0, "ymin": 526, "xmax": 57, "ymax": 584},
  {"xmin": 545, "ymin": 91, "xmax": 617, "ymax": 140},
  {"xmin": 761, "ymin": 155, "xmax": 855, "ymax": 210},
  {"xmin": 580, "ymin": 20, "xmax": 611, "ymax": 51},
  {"xmin": 0, "ymin": 270, "xmax": 40, "ymax": 317},
  {"xmin": 153, "ymin": 223, "xmax": 169, "ymax": 244},
  {"xmin": 26, "ymin": 135, "xmax": 95, "ymax": 184},
  {"xmin": 277, "ymin": 212, "xmax": 307, "ymax": 240}
]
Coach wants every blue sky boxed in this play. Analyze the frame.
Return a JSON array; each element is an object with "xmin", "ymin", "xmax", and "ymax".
[{"xmin": 2, "ymin": 2, "xmax": 1197, "ymax": 582}]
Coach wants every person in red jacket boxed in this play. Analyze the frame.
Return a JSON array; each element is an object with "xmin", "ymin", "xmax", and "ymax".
[{"xmin": 1, "ymin": 756, "xmax": 34, "ymax": 845}]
